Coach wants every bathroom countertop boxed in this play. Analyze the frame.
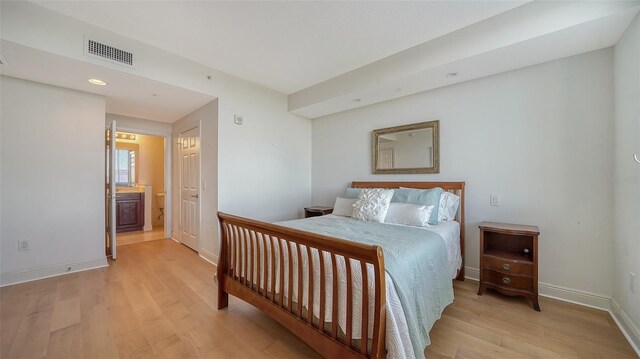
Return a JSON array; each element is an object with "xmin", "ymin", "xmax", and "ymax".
[{"xmin": 116, "ymin": 186, "xmax": 145, "ymax": 193}]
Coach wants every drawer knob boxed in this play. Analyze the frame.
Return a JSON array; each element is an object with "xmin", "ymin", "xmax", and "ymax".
[
  {"xmin": 502, "ymin": 277, "xmax": 512, "ymax": 285},
  {"xmin": 502, "ymin": 263, "xmax": 511, "ymax": 271}
]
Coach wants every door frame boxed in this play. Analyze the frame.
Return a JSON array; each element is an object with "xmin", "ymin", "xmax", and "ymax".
[
  {"xmin": 115, "ymin": 125, "xmax": 173, "ymax": 240},
  {"xmin": 174, "ymin": 122, "xmax": 201, "ymax": 253}
]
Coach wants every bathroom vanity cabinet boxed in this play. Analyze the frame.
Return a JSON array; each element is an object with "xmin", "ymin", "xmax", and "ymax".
[{"xmin": 116, "ymin": 192, "xmax": 145, "ymax": 232}]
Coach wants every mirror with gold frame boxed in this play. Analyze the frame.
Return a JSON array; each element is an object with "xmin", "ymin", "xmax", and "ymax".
[{"xmin": 372, "ymin": 120, "xmax": 439, "ymax": 174}]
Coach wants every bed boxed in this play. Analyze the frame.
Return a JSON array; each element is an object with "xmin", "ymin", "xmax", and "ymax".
[{"xmin": 216, "ymin": 181, "xmax": 465, "ymax": 358}]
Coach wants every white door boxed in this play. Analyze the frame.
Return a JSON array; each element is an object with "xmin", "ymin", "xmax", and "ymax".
[
  {"xmin": 106, "ymin": 121, "xmax": 117, "ymax": 259},
  {"xmin": 379, "ymin": 149, "xmax": 394, "ymax": 169},
  {"xmin": 179, "ymin": 126, "xmax": 200, "ymax": 251}
]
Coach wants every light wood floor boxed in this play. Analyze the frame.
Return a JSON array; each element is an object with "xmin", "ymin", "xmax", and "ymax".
[
  {"xmin": 117, "ymin": 226, "xmax": 166, "ymax": 246},
  {"xmin": 1, "ymin": 239, "xmax": 636, "ymax": 359}
]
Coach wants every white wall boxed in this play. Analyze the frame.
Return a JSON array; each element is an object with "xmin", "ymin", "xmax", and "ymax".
[
  {"xmin": 3, "ymin": 0, "xmax": 313, "ymax": 227},
  {"xmin": 613, "ymin": 13, "xmax": 640, "ymax": 341},
  {"xmin": 312, "ymin": 49, "xmax": 615, "ymax": 297},
  {"xmin": 173, "ymin": 100, "xmax": 219, "ymax": 263},
  {"xmin": 107, "ymin": 113, "xmax": 173, "ymax": 136},
  {"xmin": 217, "ymin": 91, "xmax": 312, "ymax": 222},
  {"xmin": 0, "ymin": 76, "xmax": 107, "ymax": 282}
]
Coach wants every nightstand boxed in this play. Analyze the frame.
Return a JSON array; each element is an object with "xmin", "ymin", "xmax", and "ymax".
[
  {"xmin": 478, "ymin": 221, "xmax": 540, "ymax": 311},
  {"xmin": 304, "ymin": 206, "xmax": 333, "ymax": 218}
]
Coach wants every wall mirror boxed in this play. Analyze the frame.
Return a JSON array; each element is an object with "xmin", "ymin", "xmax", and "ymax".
[
  {"xmin": 372, "ymin": 120, "xmax": 439, "ymax": 174},
  {"xmin": 115, "ymin": 142, "xmax": 139, "ymax": 186}
]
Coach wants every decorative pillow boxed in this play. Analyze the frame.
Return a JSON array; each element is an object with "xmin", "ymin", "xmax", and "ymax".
[
  {"xmin": 332, "ymin": 197, "xmax": 357, "ymax": 217},
  {"xmin": 343, "ymin": 187, "xmax": 363, "ymax": 199},
  {"xmin": 393, "ymin": 187, "xmax": 443, "ymax": 225},
  {"xmin": 352, "ymin": 188, "xmax": 394, "ymax": 223},
  {"xmin": 438, "ymin": 192, "xmax": 461, "ymax": 222},
  {"xmin": 384, "ymin": 203, "xmax": 434, "ymax": 227}
]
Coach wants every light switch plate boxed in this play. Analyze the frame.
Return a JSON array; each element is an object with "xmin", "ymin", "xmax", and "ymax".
[
  {"xmin": 18, "ymin": 240, "xmax": 30, "ymax": 251},
  {"xmin": 490, "ymin": 194, "xmax": 501, "ymax": 206}
]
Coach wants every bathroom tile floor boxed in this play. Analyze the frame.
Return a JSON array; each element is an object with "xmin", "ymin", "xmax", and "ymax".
[{"xmin": 117, "ymin": 226, "xmax": 166, "ymax": 246}]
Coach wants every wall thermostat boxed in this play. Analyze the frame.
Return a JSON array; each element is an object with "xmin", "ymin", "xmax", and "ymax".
[{"xmin": 234, "ymin": 115, "xmax": 244, "ymax": 125}]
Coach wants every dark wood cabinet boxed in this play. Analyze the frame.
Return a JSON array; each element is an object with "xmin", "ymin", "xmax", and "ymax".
[
  {"xmin": 478, "ymin": 221, "xmax": 540, "ymax": 311},
  {"xmin": 116, "ymin": 192, "xmax": 145, "ymax": 233},
  {"xmin": 304, "ymin": 206, "xmax": 333, "ymax": 218}
]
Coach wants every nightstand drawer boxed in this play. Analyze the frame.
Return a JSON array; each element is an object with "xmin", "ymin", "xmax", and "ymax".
[
  {"xmin": 483, "ymin": 255, "xmax": 533, "ymax": 276},
  {"xmin": 483, "ymin": 269, "xmax": 533, "ymax": 291}
]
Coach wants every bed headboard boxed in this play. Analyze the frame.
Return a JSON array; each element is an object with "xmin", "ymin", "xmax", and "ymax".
[{"xmin": 352, "ymin": 181, "xmax": 466, "ymax": 281}]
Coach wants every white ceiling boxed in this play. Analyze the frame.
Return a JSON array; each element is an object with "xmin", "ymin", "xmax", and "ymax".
[
  {"xmin": 5, "ymin": 1, "xmax": 639, "ymax": 120},
  {"xmin": 35, "ymin": 0, "xmax": 528, "ymax": 94},
  {"xmin": 288, "ymin": 1, "xmax": 640, "ymax": 118},
  {"xmin": 1, "ymin": 40, "xmax": 215, "ymax": 123}
]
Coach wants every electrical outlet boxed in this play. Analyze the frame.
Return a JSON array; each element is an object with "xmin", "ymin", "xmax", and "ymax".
[
  {"xmin": 18, "ymin": 240, "xmax": 30, "ymax": 251},
  {"xmin": 631, "ymin": 272, "xmax": 637, "ymax": 294},
  {"xmin": 490, "ymin": 194, "xmax": 501, "ymax": 206}
]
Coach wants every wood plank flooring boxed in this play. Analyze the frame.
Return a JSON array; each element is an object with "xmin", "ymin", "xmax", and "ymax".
[
  {"xmin": 117, "ymin": 226, "xmax": 166, "ymax": 246},
  {"xmin": 1, "ymin": 239, "xmax": 636, "ymax": 358}
]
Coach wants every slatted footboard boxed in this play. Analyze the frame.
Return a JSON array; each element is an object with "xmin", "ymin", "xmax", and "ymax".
[{"xmin": 217, "ymin": 212, "xmax": 387, "ymax": 359}]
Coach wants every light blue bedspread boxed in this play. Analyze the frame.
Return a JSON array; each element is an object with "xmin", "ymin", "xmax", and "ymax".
[{"xmin": 278, "ymin": 215, "xmax": 453, "ymax": 358}]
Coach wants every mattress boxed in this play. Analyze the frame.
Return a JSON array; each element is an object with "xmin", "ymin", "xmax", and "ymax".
[{"xmin": 325, "ymin": 215, "xmax": 462, "ymax": 280}]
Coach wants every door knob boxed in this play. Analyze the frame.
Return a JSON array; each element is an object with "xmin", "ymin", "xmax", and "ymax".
[{"xmin": 191, "ymin": 194, "xmax": 199, "ymax": 199}]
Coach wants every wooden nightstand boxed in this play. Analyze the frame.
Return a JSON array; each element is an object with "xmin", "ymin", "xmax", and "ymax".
[
  {"xmin": 304, "ymin": 206, "xmax": 333, "ymax": 218},
  {"xmin": 478, "ymin": 221, "xmax": 540, "ymax": 311}
]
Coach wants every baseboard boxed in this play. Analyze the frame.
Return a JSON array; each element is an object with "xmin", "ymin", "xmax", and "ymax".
[
  {"xmin": 464, "ymin": 266, "xmax": 639, "ymax": 356},
  {"xmin": 199, "ymin": 248, "xmax": 218, "ymax": 266},
  {"xmin": 464, "ymin": 267, "xmax": 480, "ymax": 281},
  {"xmin": 611, "ymin": 299, "xmax": 640, "ymax": 355},
  {"xmin": 0, "ymin": 257, "xmax": 108, "ymax": 287},
  {"xmin": 537, "ymin": 281, "xmax": 612, "ymax": 311},
  {"xmin": 464, "ymin": 266, "xmax": 610, "ymax": 310}
]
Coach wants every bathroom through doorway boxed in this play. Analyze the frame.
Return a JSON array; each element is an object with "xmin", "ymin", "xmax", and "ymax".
[{"xmin": 106, "ymin": 122, "xmax": 172, "ymax": 253}]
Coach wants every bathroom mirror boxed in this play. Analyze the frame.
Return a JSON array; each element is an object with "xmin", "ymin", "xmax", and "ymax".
[
  {"xmin": 372, "ymin": 120, "xmax": 439, "ymax": 174},
  {"xmin": 115, "ymin": 143, "xmax": 139, "ymax": 186}
]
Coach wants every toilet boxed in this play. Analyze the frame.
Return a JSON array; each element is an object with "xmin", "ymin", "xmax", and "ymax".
[{"xmin": 156, "ymin": 192, "xmax": 165, "ymax": 219}]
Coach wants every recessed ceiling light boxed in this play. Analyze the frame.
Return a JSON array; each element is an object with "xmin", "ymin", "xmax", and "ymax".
[
  {"xmin": 445, "ymin": 72, "xmax": 457, "ymax": 78},
  {"xmin": 88, "ymin": 78, "xmax": 107, "ymax": 86}
]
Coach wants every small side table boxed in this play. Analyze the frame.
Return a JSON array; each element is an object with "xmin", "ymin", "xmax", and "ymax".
[
  {"xmin": 478, "ymin": 221, "xmax": 540, "ymax": 311},
  {"xmin": 304, "ymin": 206, "xmax": 333, "ymax": 218}
]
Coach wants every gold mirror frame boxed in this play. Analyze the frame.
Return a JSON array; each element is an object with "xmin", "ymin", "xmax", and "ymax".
[{"xmin": 372, "ymin": 120, "xmax": 440, "ymax": 174}]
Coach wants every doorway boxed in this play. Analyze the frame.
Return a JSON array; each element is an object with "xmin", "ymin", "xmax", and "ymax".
[{"xmin": 105, "ymin": 121, "xmax": 173, "ymax": 254}]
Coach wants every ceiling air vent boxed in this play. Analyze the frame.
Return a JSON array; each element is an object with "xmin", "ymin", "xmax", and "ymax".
[{"xmin": 86, "ymin": 39, "xmax": 133, "ymax": 66}]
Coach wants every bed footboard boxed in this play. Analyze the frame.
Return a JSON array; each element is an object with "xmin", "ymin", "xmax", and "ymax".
[{"xmin": 217, "ymin": 212, "xmax": 387, "ymax": 359}]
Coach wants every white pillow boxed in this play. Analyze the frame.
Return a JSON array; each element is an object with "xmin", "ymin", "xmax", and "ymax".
[
  {"xmin": 352, "ymin": 188, "xmax": 394, "ymax": 223},
  {"xmin": 332, "ymin": 197, "xmax": 357, "ymax": 217},
  {"xmin": 385, "ymin": 203, "xmax": 434, "ymax": 227},
  {"xmin": 438, "ymin": 192, "xmax": 461, "ymax": 222}
]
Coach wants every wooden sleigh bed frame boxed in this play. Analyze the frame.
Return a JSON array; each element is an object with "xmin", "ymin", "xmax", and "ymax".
[{"xmin": 216, "ymin": 181, "xmax": 465, "ymax": 358}]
